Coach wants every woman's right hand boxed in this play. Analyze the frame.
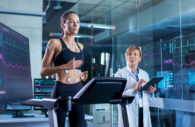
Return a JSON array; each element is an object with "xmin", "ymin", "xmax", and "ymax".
[
  {"xmin": 134, "ymin": 79, "xmax": 146, "ymax": 92},
  {"xmin": 63, "ymin": 57, "xmax": 83, "ymax": 70}
]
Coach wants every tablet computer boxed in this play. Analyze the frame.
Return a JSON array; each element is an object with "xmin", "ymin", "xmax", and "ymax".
[{"xmin": 139, "ymin": 77, "xmax": 163, "ymax": 91}]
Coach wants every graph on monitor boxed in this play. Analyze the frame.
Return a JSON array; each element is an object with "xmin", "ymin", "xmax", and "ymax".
[{"xmin": 0, "ymin": 22, "xmax": 33, "ymax": 104}]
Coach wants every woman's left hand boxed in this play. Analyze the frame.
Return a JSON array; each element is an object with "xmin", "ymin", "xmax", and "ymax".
[
  {"xmin": 147, "ymin": 84, "xmax": 157, "ymax": 94},
  {"xmin": 81, "ymin": 71, "xmax": 88, "ymax": 81}
]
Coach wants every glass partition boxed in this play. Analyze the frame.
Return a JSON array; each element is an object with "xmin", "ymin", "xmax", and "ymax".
[
  {"xmin": 40, "ymin": 0, "xmax": 195, "ymax": 126},
  {"xmin": 1, "ymin": 0, "xmax": 194, "ymax": 126},
  {"xmin": 86, "ymin": 0, "xmax": 195, "ymax": 126},
  {"xmin": 4, "ymin": 0, "xmax": 195, "ymax": 126}
]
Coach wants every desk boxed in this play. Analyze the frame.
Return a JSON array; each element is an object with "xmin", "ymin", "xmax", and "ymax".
[{"xmin": 0, "ymin": 113, "xmax": 49, "ymax": 127}]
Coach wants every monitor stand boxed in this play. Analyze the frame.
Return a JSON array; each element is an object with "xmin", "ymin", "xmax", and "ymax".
[{"xmin": 12, "ymin": 110, "xmax": 34, "ymax": 118}]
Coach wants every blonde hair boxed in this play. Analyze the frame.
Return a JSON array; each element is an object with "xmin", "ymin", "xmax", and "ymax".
[{"xmin": 125, "ymin": 45, "xmax": 142, "ymax": 57}]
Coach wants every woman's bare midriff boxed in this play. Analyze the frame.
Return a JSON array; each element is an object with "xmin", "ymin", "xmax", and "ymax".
[{"xmin": 56, "ymin": 69, "xmax": 81, "ymax": 84}]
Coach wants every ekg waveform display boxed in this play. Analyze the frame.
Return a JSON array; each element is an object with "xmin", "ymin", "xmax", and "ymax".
[
  {"xmin": 0, "ymin": 22, "xmax": 32, "ymax": 104},
  {"xmin": 142, "ymin": 35, "xmax": 195, "ymax": 89}
]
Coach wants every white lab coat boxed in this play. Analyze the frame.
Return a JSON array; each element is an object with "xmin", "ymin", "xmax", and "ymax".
[{"xmin": 115, "ymin": 66, "xmax": 153, "ymax": 127}]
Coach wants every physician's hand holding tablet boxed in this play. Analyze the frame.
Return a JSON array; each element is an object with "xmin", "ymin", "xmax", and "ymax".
[{"xmin": 138, "ymin": 77, "xmax": 164, "ymax": 93}]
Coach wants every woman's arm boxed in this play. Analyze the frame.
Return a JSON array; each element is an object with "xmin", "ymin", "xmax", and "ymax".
[
  {"xmin": 40, "ymin": 39, "xmax": 62, "ymax": 77},
  {"xmin": 77, "ymin": 42, "xmax": 88, "ymax": 81},
  {"xmin": 123, "ymin": 79, "xmax": 144, "ymax": 96}
]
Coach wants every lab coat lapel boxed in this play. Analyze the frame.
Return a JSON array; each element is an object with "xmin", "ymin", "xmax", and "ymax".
[{"xmin": 126, "ymin": 66, "xmax": 138, "ymax": 83}]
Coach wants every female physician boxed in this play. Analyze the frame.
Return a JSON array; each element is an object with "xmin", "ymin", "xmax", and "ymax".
[{"xmin": 115, "ymin": 45, "xmax": 156, "ymax": 127}]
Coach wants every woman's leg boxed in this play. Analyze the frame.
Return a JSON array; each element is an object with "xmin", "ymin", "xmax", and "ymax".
[
  {"xmin": 51, "ymin": 83, "xmax": 67, "ymax": 127},
  {"xmin": 56, "ymin": 107, "xmax": 67, "ymax": 127},
  {"xmin": 69, "ymin": 104, "xmax": 85, "ymax": 127}
]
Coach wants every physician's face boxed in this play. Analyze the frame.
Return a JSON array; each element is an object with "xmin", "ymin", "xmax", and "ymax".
[{"xmin": 126, "ymin": 49, "xmax": 141, "ymax": 67}]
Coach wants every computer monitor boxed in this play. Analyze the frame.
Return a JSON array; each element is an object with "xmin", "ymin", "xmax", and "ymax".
[
  {"xmin": 34, "ymin": 78, "xmax": 55, "ymax": 111},
  {"xmin": 5, "ymin": 103, "xmax": 31, "ymax": 118},
  {"xmin": 34, "ymin": 78, "xmax": 55, "ymax": 93},
  {"xmin": 157, "ymin": 71, "xmax": 173, "ymax": 88},
  {"xmin": 0, "ymin": 22, "xmax": 33, "ymax": 104}
]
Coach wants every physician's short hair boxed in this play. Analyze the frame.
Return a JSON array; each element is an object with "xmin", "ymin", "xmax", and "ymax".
[{"xmin": 125, "ymin": 45, "xmax": 142, "ymax": 57}]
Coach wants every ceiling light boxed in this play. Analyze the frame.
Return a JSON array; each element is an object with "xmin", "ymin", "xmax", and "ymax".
[
  {"xmin": 80, "ymin": 23, "xmax": 116, "ymax": 30},
  {"xmin": 49, "ymin": 32, "xmax": 93, "ymax": 39}
]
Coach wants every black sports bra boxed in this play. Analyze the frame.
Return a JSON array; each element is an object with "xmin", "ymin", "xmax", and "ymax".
[{"xmin": 53, "ymin": 39, "xmax": 84, "ymax": 70}]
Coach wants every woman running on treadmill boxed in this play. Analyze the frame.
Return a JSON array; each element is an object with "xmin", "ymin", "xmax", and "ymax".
[{"xmin": 40, "ymin": 10, "xmax": 88, "ymax": 127}]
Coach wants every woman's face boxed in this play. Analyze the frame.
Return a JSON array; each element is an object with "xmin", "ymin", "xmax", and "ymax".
[
  {"xmin": 63, "ymin": 13, "xmax": 80, "ymax": 35},
  {"xmin": 126, "ymin": 49, "xmax": 141, "ymax": 67}
]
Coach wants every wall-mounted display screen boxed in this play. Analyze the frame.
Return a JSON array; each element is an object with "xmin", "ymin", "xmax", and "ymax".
[{"xmin": 0, "ymin": 22, "xmax": 33, "ymax": 104}]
